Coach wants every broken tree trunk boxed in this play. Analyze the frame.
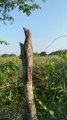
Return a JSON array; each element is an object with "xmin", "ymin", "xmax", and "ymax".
[{"xmin": 20, "ymin": 27, "xmax": 38, "ymax": 120}]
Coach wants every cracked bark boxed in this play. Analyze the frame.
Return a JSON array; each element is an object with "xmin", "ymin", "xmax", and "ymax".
[{"xmin": 20, "ymin": 27, "xmax": 38, "ymax": 120}]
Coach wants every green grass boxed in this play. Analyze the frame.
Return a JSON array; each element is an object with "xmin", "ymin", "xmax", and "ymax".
[{"xmin": 0, "ymin": 55, "xmax": 67, "ymax": 120}]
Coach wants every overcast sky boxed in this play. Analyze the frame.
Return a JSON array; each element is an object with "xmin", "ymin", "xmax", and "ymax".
[{"xmin": 0, "ymin": 0, "xmax": 67, "ymax": 55}]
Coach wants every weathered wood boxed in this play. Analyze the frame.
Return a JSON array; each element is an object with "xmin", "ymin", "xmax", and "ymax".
[{"xmin": 20, "ymin": 28, "xmax": 38, "ymax": 120}]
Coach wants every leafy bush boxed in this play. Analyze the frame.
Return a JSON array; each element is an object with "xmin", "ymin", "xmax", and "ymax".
[
  {"xmin": 40, "ymin": 51, "xmax": 47, "ymax": 56},
  {"xmin": 0, "ymin": 55, "xmax": 67, "ymax": 120},
  {"xmin": 49, "ymin": 49, "xmax": 67, "ymax": 56},
  {"xmin": 33, "ymin": 55, "xmax": 67, "ymax": 120},
  {"xmin": 1, "ymin": 54, "xmax": 17, "ymax": 57}
]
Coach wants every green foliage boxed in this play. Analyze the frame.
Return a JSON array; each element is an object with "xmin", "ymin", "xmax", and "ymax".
[
  {"xmin": 49, "ymin": 49, "xmax": 67, "ymax": 56},
  {"xmin": 0, "ymin": 40, "xmax": 9, "ymax": 45},
  {"xmin": 33, "ymin": 52, "xmax": 40, "ymax": 56},
  {"xmin": 0, "ymin": 0, "xmax": 46, "ymax": 22},
  {"xmin": 40, "ymin": 51, "xmax": 47, "ymax": 56},
  {"xmin": 1, "ymin": 53, "xmax": 17, "ymax": 57},
  {"xmin": 0, "ymin": 55, "xmax": 67, "ymax": 120},
  {"xmin": 0, "ymin": 56, "xmax": 22, "ymax": 87},
  {"xmin": 33, "ymin": 55, "xmax": 67, "ymax": 120}
]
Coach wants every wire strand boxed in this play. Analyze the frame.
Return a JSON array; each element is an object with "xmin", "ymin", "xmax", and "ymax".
[{"xmin": 45, "ymin": 35, "xmax": 67, "ymax": 51}]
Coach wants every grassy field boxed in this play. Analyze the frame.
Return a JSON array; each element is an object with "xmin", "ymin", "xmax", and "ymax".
[{"xmin": 0, "ymin": 55, "xmax": 67, "ymax": 120}]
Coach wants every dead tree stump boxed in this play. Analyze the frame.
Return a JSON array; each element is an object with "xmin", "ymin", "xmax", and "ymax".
[{"xmin": 20, "ymin": 27, "xmax": 38, "ymax": 120}]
